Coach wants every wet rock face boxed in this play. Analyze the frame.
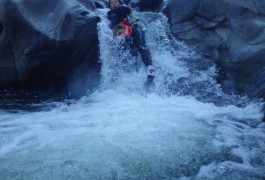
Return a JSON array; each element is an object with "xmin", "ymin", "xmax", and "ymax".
[
  {"xmin": 166, "ymin": 0, "xmax": 265, "ymax": 98},
  {"xmin": 79, "ymin": 0, "xmax": 112, "ymax": 9},
  {"xmin": 126, "ymin": 0, "xmax": 163, "ymax": 11},
  {"xmin": 0, "ymin": 0, "xmax": 100, "ymax": 95},
  {"xmin": 0, "ymin": 19, "xmax": 18, "ymax": 87},
  {"xmin": 0, "ymin": 22, "xmax": 3, "ymax": 34},
  {"xmin": 138, "ymin": 0, "xmax": 163, "ymax": 11}
]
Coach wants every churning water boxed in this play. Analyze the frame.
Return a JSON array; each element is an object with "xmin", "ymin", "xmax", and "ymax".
[{"xmin": 0, "ymin": 9, "xmax": 265, "ymax": 179}]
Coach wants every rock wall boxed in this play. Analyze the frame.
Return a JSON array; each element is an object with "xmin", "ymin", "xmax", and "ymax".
[
  {"xmin": 127, "ymin": 0, "xmax": 163, "ymax": 11},
  {"xmin": 0, "ymin": 0, "xmax": 100, "ymax": 95},
  {"xmin": 0, "ymin": 22, "xmax": 17, "ymax": 87},
  {"xmin": 165, "ymin": 0, "xmax": 265, "ymax": 98}
]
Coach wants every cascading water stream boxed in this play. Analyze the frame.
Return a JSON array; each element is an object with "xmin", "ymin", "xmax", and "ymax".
[{"xmin": 0, "ymin": 8, "xmax": 264, "ymax": 179}]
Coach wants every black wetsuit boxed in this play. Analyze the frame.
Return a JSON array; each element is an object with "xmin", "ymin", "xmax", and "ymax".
[{"xmin": 107, "ymin": 5, "xmax": 153, "ymax": 67}]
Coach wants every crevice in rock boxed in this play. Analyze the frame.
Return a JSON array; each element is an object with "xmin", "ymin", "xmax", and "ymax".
[
  {"xmin": 251, "ymin": 0, "xmax": 264, "ymax": 17},
  {"xmin": 94, "ymin": 2, "xmax": 104, "ymax": 9},
  {"xmin": 0, "ymin": 22, "xmax": 3, "ymax": 34}
]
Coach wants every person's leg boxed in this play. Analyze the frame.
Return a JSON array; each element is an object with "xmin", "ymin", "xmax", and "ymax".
[
  {"xmin": 132, "ymin": 26, "xmax": 152, "ymax": 67},
  {"xmin": 118, "ymin": 36, "xmax": 137, "ymax": 72},
  {"xmin": 132, "ymin": 26, "xmax": 155, "ymax": 83}
]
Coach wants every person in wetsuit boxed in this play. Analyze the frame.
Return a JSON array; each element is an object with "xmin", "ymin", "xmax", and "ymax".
[{"xmin": 107, "ymin": 0, "xmax": 155, "ymax": 84}]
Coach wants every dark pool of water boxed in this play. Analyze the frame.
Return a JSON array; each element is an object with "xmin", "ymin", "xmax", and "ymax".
[{"xmin": 0, "ymin": 90, "xmax": 71, "ymax": 112}]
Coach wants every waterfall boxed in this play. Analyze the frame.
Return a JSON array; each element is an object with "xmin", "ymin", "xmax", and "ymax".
[{"xmin": 97, "ymin": 9, "xmax": 249, "ymax": 107}]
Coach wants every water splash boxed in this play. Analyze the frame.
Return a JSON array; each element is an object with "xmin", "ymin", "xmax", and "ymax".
[{"xmin": 97, "ymin": 10, "xmax": 254, "ymax": 107}]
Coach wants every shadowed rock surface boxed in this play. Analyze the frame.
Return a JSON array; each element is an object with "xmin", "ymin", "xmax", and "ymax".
[
  {"xmin": 0, "ymin": 0, "xmax": 100, "ymax": 97},
  {"xmin": 165, "ymin": 0, "xmax": 265, "ymax": 99}
]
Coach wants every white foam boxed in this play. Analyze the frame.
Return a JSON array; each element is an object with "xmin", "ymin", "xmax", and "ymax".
[{"xmin": 0, "ymin": 91, "xmax": 264, "ymax": 178}]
